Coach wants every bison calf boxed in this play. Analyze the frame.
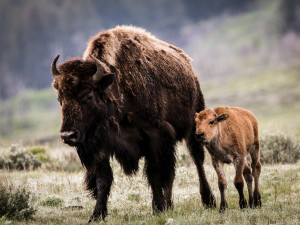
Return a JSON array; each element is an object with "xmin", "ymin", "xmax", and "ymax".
[{"xmin": 195, "ymin": 106, "xmax": 262, "ymax": 212}]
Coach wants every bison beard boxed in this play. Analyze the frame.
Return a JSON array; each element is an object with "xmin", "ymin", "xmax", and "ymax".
[{"xmin": 51, "ymin": 26, "xmax": 215, "ymax": 222}]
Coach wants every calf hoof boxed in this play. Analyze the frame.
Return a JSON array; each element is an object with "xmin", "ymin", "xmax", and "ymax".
[
  {"xmin": 219, "ymin": 201, "xmax": 228, "ymax": 213},
  {"xmin": 249, "ymin": 197, "xmax": 254, "ymax": 208},
  {"xmin": 254, "ymin": 192, "xmax": 262, "ymax": 207},
  {"xmin": 239, "ymin": 198, "xmax": 247, "ymax": 209}
]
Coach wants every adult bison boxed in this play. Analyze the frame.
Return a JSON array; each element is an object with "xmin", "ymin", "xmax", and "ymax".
[{"xmin": 51, "ymin": 26, "xmax": 215, "ymax": 221}]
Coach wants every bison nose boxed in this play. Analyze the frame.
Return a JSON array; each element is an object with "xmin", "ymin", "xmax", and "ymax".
[{"xmin": 60, "ymin": 130, "xmax": 80, "ymax": 145}]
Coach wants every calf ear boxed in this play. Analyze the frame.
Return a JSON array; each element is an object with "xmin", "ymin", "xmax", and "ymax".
[
  {"xmin": 96, "ymin": 73, "xmax": 116, "ymax": 90},
  {"xmin": 217, "ymin": 114, "xmax": 229, "ymax": 122},
  {"xmin": 194, "ymin": 112, "xmax": 198, "ymax": 119}
]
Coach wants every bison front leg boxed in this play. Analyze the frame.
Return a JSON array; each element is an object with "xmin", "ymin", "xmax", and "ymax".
[
  {"xmin": 187, "ymin": 135, "xmax": 216, "ymax": 208},
  {"xmin": 88, "ymin": 159, "xmax": 113, "ymax": 222}
]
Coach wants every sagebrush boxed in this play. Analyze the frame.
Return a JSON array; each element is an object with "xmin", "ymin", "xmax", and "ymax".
[
  {"xmin": 260, "ymin": 132, "xmax": 300, "ymax": 164},
  {"xmin": 0, "ymin": 145, "xmax": 41, "ymax": 170},
  {"xmin": 0, "ymin": 185, "xmax": 36, "ymax": 221}
]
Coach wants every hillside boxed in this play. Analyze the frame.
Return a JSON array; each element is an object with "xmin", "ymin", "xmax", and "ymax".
[{"xmin": 0, "ymin": 0, "xmax": 299, "ymax": 145}]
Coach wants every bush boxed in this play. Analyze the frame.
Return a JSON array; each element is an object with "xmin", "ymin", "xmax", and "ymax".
[
  {"xmin": 0, "ymin": 185, "xmax": 36, "ymax": 221},
  {"xmin": 260, "ymin": 132, "xmax": 300, "ymax": 164},
  {"xmin": 41, "ymin": 196, "xmax": 64, "ymax": 207},
  {"xmin": 0, "ymin": 145, "xmax": 41, "ymax": 170}
]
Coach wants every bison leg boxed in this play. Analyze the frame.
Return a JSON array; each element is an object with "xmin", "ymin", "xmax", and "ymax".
[
  {"xmin": 233, "ymin": 157, "xmax": 247, "ymax": 209},
  {"xmin": 212, "ymin": 158, "xmax": 228, "ymax": 212},
  {"xmin": 243, "ymin": 159, "xmax": 254, "ymax": 208},
  {"xmin": 145, "ymin": 161, "xmax": 166, "ymax": 213},
  {"xmin": 162, "ymin": 150, "xmax": 176, "ymax": 210},
  {"xmin": 251, "ymin": 142, "xmax": 262, "ymax": 207},
  {"xmin": 88, "ymin": 159, "xmax": 113, "ymax": 222},
  {"xmin": 187, "ymin": 135, "xmax": 216, "ymax": 208},
  {"xmin": 145, "ymin": 148, "xmax": 176, "ymax": 213}
]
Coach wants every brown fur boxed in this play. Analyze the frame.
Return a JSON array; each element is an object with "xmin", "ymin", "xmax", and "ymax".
[
  {"xmin": 52, "ymin": 26, "xmax": 215, "ymax": 221},
  {"xmin": 195, "ymin": 106, "xmax": 262, "ymax": 212}
]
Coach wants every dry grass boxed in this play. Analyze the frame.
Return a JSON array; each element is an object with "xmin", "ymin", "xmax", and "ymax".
[{"xmin": 0, "ymin": 143, "xmax": 299, "ymax": 224}]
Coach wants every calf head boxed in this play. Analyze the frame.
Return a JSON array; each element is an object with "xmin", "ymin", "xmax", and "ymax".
[
  {"xmin": 194, "ymin": 109, "xmax": 229, "ymax": 144},
  {"xmin": 51, "ymin": 55, "xmax": 115, "ymax": 146}
]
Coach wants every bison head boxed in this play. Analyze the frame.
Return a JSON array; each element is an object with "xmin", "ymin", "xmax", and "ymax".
[
  {"xmin": 51, "ymin": 55, "xmax": 115, "ymax": 146},
  {"xmin": 194, "ymin": 109, "xmax": 229, "ymax": 144}
]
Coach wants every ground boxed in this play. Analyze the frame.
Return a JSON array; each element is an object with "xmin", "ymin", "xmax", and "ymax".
[{"xmin": 1, "ymin": 143, "xmax": 299, "ymax": 225}]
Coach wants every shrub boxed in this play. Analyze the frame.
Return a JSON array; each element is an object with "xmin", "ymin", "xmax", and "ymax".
[
  {"xmin": 0, "ymin": 185, "xmax": 36, "ymax": 221},
  {"xmin": 41, "ymin": 196, "xmax": 64, "ymax": 207},
  {"xmin": 0, "ymin": 145, "xmax": 41, "ymax": 170},
  {"xmin": 260, "ymin": 132, "xmax": 300, "ymax": 164}
]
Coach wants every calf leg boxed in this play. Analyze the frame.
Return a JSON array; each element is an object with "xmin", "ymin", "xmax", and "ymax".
[
  {"xmin": 251, "ymin": 142, "xmax": 262, "ymax": 207},
  {"xmin": 187, "ymin": 134, "xmax": 216, "ymax": 208},
  {"xmin": 88, "ymin": 159, "xmax": 113, "ymax": 222},
  {"xmin": 243, "ymin": 159, "xmax": 254, "ymax": 208},
  {"xmin": 233, "ymin": 157, "xmax": 247, "ymax": 209},
  {"xmin": 212, "ymin": 158, "xmax": 228, "ymax": 212}
]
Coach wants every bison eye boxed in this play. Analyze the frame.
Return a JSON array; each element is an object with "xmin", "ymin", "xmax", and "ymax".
[
  {"xmin": 209, "ymin": 120, "xmax": 214, "ymax": 125},
  {"xmin": 82, "ymin": 93, "xmax": 94, "ymax": 104}
]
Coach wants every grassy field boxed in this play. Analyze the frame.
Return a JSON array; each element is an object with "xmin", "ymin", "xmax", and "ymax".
[
  {"xmin": 0, "ymin": 144, "xmax": 299, "ymax": 225},
  {"xmin": 0, "ymin": 0, "xmax": 299, "ymax": 224}
]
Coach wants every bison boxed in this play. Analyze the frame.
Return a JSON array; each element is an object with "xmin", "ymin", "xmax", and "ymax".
[
  {"xmin": 51, "ymin": 25, "xmax": 215, "ymax": 221},
  {"xmin": 195, "ymin": 106, "xmax": 262, "ymax": 212}
]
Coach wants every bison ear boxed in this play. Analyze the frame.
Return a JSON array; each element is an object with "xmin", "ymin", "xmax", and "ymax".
[
  {"xmin": 217, "ymin": 114, "xmax": 229, "ymax": 122},
  {"xmin": 194, "ymin": 112, "xmax": 198, "ymax": 119},
  {"xmin": 95, "ymin": 73, "xmax": 116, "ymax": 90}
]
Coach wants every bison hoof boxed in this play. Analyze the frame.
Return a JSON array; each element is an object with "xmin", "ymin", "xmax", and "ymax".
[
  {"xmin": 202, "ymin": 193, "xmax": 216, "ymax": 208},
  {"xmin": 88, "ymin": 210, "xmax": 107, "ymax": 223}
]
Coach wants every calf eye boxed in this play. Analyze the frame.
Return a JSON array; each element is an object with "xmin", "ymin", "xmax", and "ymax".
[{"xmin": 209, "ymin": 120, "xmax": 214, "ymax": 125}]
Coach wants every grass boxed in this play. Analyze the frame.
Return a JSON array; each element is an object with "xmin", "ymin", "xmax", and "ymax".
[
  {"xmin": 201, "ymin": 63, "xmax": 300, "ymax": 135},
  {"xmin": 0, "ymin": 142, "xmax": 299, "ymax": 224}
]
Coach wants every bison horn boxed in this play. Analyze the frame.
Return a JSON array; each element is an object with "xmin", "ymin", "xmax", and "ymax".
[
  {"xmin": 89, "ymin": 54, "xmax": 106, "ymax": 81},
  {"xmin": 51, "ymin": 55, "xmax": 61, "ymax": 76}
]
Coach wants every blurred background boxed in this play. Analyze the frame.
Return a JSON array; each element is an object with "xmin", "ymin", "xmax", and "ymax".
[{"xmin": 0, "ymin": 0, "xmax": 300, "ymax": 145}]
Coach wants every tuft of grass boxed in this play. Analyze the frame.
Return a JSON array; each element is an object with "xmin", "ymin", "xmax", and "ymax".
[
  {"xmin": 29, "ymin": 146, "xmax": 46, "ymax": 155},
  {"xmin": 0, "ymin": 185, "xmax": 36, "ymax": 221},
  {"xmin": 41, "ymin": 196, "xmax": 64, "ymax": 208}
]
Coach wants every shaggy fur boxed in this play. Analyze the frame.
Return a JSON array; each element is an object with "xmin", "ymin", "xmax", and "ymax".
[
  {"xmin": 52, "ymin": 26, "xmax": 215, "ymax": 221},
  {"xmin": 195, "ymin": 106, "xmax": 262, "ymax": 212}
]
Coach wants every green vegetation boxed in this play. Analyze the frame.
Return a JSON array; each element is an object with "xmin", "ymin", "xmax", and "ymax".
[
  {"xmin": 41, "ymin": 196, "xmax": 64, "ymax": 208},
  {"xmin": 0, "ymin": 145, "xmax": 41, "ymax": 170},
  {"xmin": 260, "ymin": 131, "xmax": 300, "ymax": 164},
  {"xmin": 0, "ymin": 150, "xmax": 299, "ymax": 224},
  {"xmin": 0, "ymin": 0, "xmax": 299, "ymax": 223},
  {"xmin": 0, "ymin": 185, "xmax": 36, "ymax": 221},
  {"xmin": 0, "ymin": 88, "xmax": 60, "ymax": 145}
]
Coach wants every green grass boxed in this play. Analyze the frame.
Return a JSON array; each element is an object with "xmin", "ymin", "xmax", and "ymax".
[
  {"xmin": 0, "ymin": 145, "xmax": 299, "ymax": 224},
  {"xmin": 201, "ymin": 63, "xmax": 300, "ymax": 135},
  {"xmin": 0, "ymin": 88, "xmax": 61, "ymax": 145}
]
